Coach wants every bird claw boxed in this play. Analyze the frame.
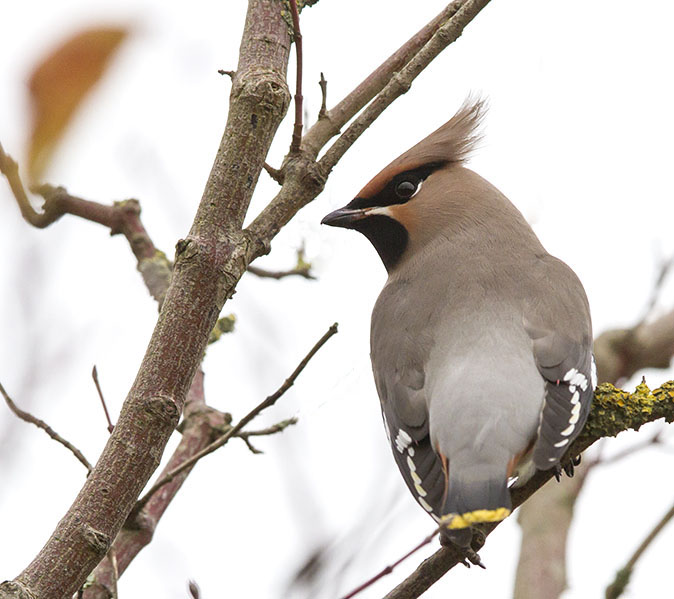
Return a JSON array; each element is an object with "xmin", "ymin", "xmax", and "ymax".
[
  {"xmin": 462, "ymin": 548, "xmax": 486, "ymax": 569},
  {"xmin": 554, "ymin": 454, "xmax": 582, "ymax": 481}
]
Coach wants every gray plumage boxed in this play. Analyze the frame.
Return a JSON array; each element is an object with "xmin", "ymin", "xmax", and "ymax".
[{"xmin": 322, "ymin": 99, "xmax": 595, "ymax": 540}]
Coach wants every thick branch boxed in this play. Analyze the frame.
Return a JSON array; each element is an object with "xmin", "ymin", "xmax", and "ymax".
[
  {"xmin": 383, "ymin": 380, "xmax": 674, "ymax": 599},
  {"xmin": 80, "ymin": 370, "xmax": 228, "ymax": 599},
  {"xmin": 0, "ymin": 3, "xmax": 292, "ymax": 598},
  {"xmin": 594, "ymin": 308, "xmax": 674, "ymax": 385}
]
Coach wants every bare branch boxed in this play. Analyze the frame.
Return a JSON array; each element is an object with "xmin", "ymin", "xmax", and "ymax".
[
  {"xmin": 0, "ymin": 381, "xmax": 92, "ymax": 474},
  {"xmin": 92, "ymin": 366, "xmax": 115, "ymax": 434},
  {"xmin": 248, "ymin": 245, "xmax": 315, "ymax": 280},
  {"xmin": 288, "ymin": 0, "xmax": 304, "ymax": 154},
  {"xmin": 605, "ymin": 499, "xmax": 674, "ymax": 599},
  {"xmin": 302, "ymin": 1, "xmax": 470, "ymax": 158},
  {"xmin": 0, "ymin": 141, "xmax": 56, "ymax": 228},
  {"xmin": 318, "ymin": 0, "xmax": 492, "ymax": 174},
  {"xmin": 236, "ymin": 417, "xmax": 298, "ymax": 454},
  {"xmin": 247, "ymin": 264, "xmax": 315, "ymax": 280},
  {"xmin": 245, "ymin": 2, "xmax": 492, "ymax": 264},
  {"xmin": 2, "ymin": 5, "xmax": 294, "ymax": 596},
  {"xmin": 82, "ymin": 369, "xmax": 230, "ymax": 599},
  {"xmin": 594, "ymin": 307, "xmax": 674, "ymax": 386},
  {"xmin": 133, "ymin": 323, "xmax": 338, "ymax": 513}
]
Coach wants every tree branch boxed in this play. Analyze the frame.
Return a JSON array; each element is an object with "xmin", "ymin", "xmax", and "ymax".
[
  {"xmin": 594, "ymin": 308, "xmax": 674, "ymax": 386},
  {"xmin": 236, "ymin": 416, "xmax": 298, "ymax": 454},
  {"xmin": 0, "ymin": 3, "xmax": 293, "ymax": 597},
  {"xmin": 81, "ymin": 369, "xmax": 230, "ymax": 599},
  {"xmin": 318, "ymin": 0, "xmax": 492, "ymax": 174},
  {"xmin": 0, "ymin": 381, "xmax": 92, "ymax": 474},
  {"xmin": 244, "ymin": 0, "xmax": 491, "ymax": 262},
  {"xmin": 302, "ymin": 1, "xmax": 469, "ymax": 158}
]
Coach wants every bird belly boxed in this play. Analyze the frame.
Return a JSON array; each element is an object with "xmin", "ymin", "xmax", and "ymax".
[{"xmin": 426, "ymin": 328, "xmax": 544, "ymax": 475}]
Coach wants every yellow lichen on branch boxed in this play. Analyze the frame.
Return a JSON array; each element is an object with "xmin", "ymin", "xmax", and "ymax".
[{"xmin": 581, "ymin": 381, "xmax": 674, "ymax": 443}]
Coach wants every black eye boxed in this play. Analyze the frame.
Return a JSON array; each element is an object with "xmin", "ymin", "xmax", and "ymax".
[{"xmin": 395, "ymin": 180, "xmax": 418, "ymax": 199}]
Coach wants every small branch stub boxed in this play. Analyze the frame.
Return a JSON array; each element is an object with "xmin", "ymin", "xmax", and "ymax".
[{"xmin": 318, "ymin": 72, "xmax": 328, "ymax": 120}]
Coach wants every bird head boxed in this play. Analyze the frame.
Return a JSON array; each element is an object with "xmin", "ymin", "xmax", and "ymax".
[{"xmin": 322, "ymin": 98, "xmax": 486, "ymax": 272}]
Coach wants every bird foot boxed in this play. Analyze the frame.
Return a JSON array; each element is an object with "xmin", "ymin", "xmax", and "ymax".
[
  {"xmin": 461, "ymin": 548, "xmax": 486, "ymax": 569},
  {"xmin": 554, "ymin": 454, "xmax": 582, "ymax": 481},
  {"xmin": 439, "ymin": 530, "xmax": 487, "ymax": 569}
]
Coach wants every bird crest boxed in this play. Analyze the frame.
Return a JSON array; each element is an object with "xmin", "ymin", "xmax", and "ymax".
[{"xmin": 359, "ymin": 97, "xmax": 486, "ymax": 199}]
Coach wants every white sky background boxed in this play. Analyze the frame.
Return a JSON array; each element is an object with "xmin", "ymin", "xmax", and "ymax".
[{"xmin": 2, "ymin": 1, "xmax": 674, "ymax": 598}]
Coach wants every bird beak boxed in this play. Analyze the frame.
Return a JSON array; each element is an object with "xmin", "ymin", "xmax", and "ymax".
[{"xmin": 321, "ymin": 206, "xmax": 369, "ymax": 228}]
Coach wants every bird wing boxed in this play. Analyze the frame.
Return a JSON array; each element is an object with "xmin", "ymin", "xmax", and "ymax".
[
  {"xmin": 525, "ymin": 256, "xmax": 596, "ymax": 470},
  {"xmin": 374, "ymin": 367, "xmax": 448, "ymax": 523},
  {"xmin": 371, "ymin": 280, "xmax": 448, "ymax": 521}
]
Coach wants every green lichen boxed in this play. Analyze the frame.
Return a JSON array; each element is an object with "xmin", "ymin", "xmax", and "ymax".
[{"xmin": 208, "ymin": 314, "xmax": 236, "ymax": 344}]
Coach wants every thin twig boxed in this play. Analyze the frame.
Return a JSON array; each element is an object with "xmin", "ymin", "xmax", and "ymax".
[
  {"xmin": 92, "ymin": 366, "xmax": 114, "ymax": 434},
  {"xmin": 0, "ymin": 141, "xmax": 51, "ymax": 227},
  {"xmin": 218, "ymin": 69, "xmax": 235, "ymax": 78},
  {"xmin": 248, "ymin": 245, "xmax": 315, "ymax": 280},
  {"xmin": 340, "ymin": 529, "xmax": 441, "ymax": 599},
  {"xmin": 188, "ymin": 580, "xmax": 201, "ymax": 599},
  {"xmin": 247, "ymin": 264, "xmax": 315, "ymax": 280},
  {"xmin": 318, "ymin": 0, "xmax": 492, "ymax": 174},
  {"xmin": 301, "ymin": 1, "xmax": 469, "ymax": 158},
  {"xmin": 236, "ymin": 417, "xmax": 298, "ymax": 454},
  {"xmin": 133, "ymin": 323, "xmax": 338, "ymax": 512},
  {"xmin": 605, "ymin": 499, "xmax": 674, "ymax": 599},
  {"xmin": 0, "ymin": 381, "xmax": 92, "ymax": 473},
  {"xmin": 318, "ymin": 72, "xmax": 328, "ymax": 120},
  {"xmin": 288, "ymin": 0, "xmax": 304, "ymax": 154}
]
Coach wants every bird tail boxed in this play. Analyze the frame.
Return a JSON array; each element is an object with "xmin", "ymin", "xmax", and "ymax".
[{"xmin": 441, "ymin": 466, "xmax": 511, "ymax": 531}]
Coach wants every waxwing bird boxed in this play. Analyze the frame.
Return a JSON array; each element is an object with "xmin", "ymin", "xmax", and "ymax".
[{"xmin": 322, "ymin": 99, "xmax": 596, "ymax": 543}]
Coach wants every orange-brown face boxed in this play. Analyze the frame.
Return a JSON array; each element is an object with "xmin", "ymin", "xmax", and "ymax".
[{"xmin": 321, "ymin": 161, "xmax": 447, "ymax": 271}]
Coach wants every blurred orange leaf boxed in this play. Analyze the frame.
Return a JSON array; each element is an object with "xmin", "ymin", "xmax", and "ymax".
[{"xmin": 27, "ymin": 26, "xmax": 129, "ymax": 183}]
